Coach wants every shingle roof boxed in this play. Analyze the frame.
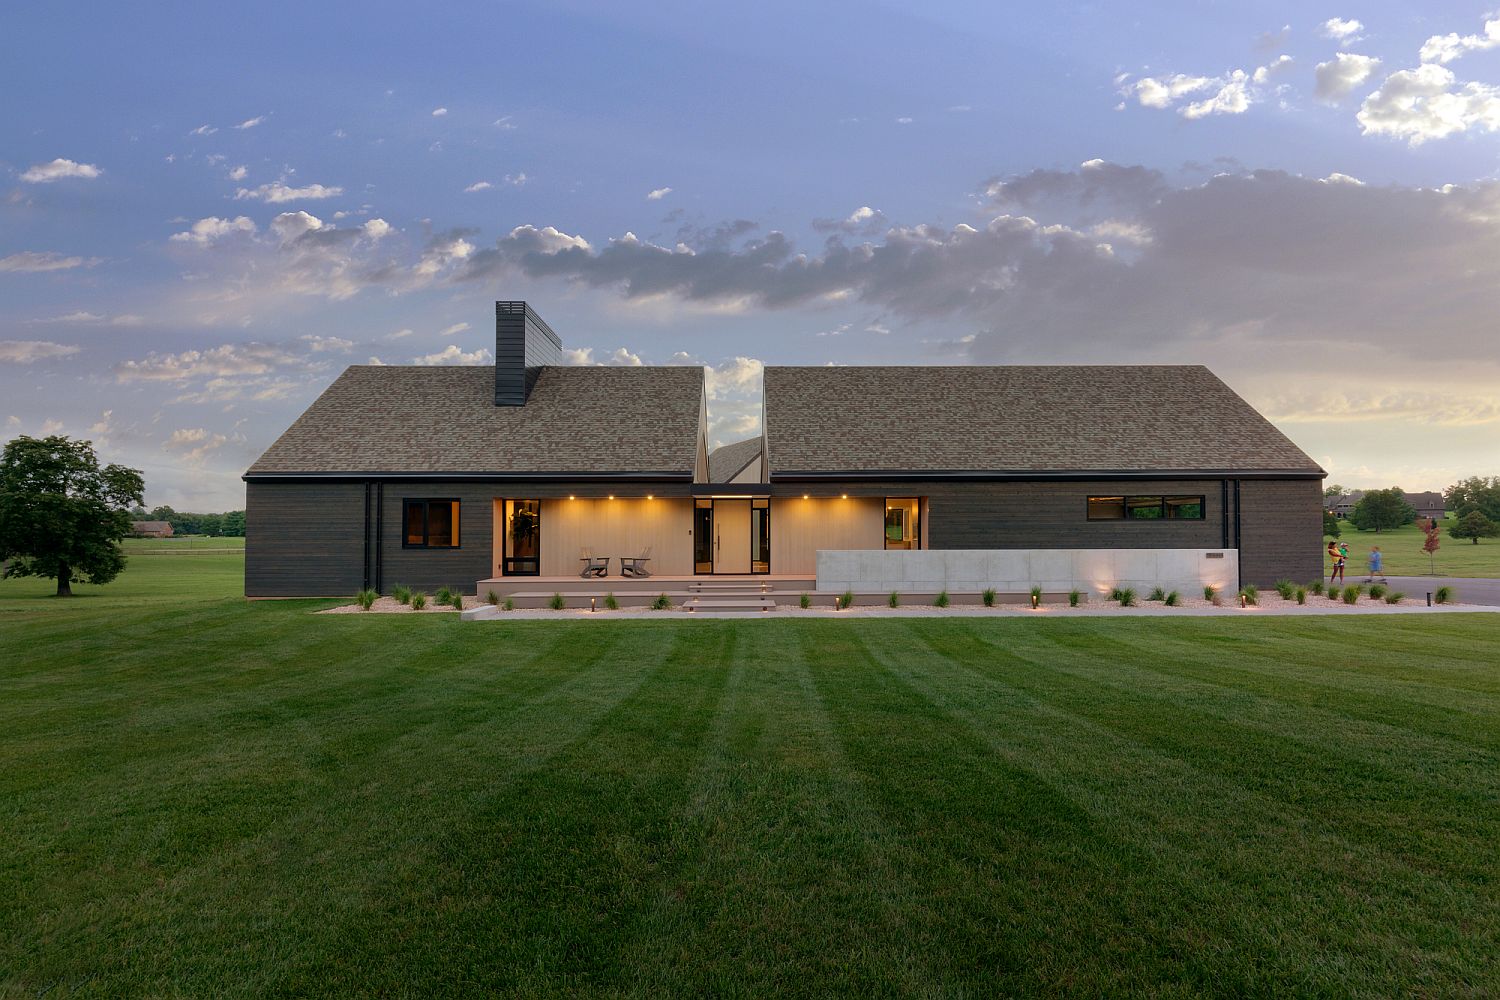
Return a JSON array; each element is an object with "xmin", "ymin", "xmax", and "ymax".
[
  {"xmin": 247, "ymin": 365, "xmax": 704, "ymax": 476},
  {"xmin": 763, "ymin": 365, "xmax": 1322, "ymax": 476},
  {"xmin": 707, "ymin": 437, "xmax": 764, "ymax": 483}
]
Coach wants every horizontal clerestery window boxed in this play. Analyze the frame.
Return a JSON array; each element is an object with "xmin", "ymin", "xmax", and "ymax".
[{"xmin": 1087, "ymin": 496, "xmax": 1204, "ymax": 521}]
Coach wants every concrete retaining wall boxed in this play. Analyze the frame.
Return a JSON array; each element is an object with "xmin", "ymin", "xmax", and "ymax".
[{"xmin": 816, "ymin": 548, "xmax": 1240, "ymax": 597}]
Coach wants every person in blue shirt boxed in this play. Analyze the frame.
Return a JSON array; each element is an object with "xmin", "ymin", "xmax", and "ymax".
[{"xmin": 1368, "ymin": 546, "xmax": 1385, "ymax": 583}]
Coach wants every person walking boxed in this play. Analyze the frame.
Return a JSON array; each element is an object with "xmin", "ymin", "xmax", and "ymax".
[
  {"xmin": 1328, "ymin": 540, "xmax": 1345, "ymax": 584},
  {"xmin": 1367, "ymin": 545, "xmax": 1385, "ymax": 583}
]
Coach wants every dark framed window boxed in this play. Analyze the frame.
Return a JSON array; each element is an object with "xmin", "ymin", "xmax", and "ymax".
[
  {"xmin": 751, "ymin": 498, "xmax": 770, "ymax": 574},
  {"xmin": 403, "ymin": 499, "xmax": 460, "ymax": 547},
  {"xmin": 1087, "ymin": 495, "xmax": 1205, "ymax": 521},
  {"xmin": 502, "ymin": 499, "xmax": 539, "ymax": 575}
]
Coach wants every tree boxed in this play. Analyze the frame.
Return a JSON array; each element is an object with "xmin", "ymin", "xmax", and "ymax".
[
  {"xmin": 221, "ymin": 510, "xmax": 246, "ymax": 536},
  {"xmin": 1421, "ymin": 517, "xmax": 1442, "ymax": 574},
  {"xmin": 1449, "ymin": 510, "xmax": 1500, "ymax": 545},
  {"xmin": 1322, "ymin": 510, "xmax": 1342, "ymax": 539},
  {"xmin": 1323, "ymin": 483, "xmax": 1345, "ymax": 502},
  {"xmin": 1444, "ymin": 476, "xmax": 1500, "ymax": 522},
  {"xmin": 1349, "ymin": 487, "xmax": 1416, "ymax": 533},
  {"xmin": 0, "ymin": 436, "xmax": 144, "ymax": 596},
  {"xmin": 149, "ymin": 504, "xmax": 177, "ymax": 521}
]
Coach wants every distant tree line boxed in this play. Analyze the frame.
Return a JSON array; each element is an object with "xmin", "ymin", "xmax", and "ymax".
[
  {"xmin": 131, "ymin": 505, "xmax": 246, "ymax": 537},
  {"xmin": 1322, "ymin": 476, "xmax": 1500, "ymax": 544}
]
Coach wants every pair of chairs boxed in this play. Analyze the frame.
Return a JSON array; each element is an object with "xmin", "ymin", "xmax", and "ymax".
[{"xmin": 578, "ymin": 547, "xmax": 652, "ymax": 579}]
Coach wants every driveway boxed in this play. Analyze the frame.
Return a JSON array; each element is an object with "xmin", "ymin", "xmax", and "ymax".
[{"xmin": 1368, "ymin": 576, "xmax": 1500, "ymax": 607}]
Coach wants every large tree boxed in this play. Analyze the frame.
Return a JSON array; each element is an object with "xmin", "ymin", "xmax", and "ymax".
[
  {"xmin": 1348, "ymin": 487, "xmax": 1417, "ymax": 533},
  {"xmin": 0, "ymin": 436, "xmax": 144, "ymax": 596},
  {"xmin": 1444, "ymin": 476, "xmax": 1500, "ymax": 522},
  {"xmin": 1449, "ymin": 510, "xmax": 1500, "ymax": 545}
]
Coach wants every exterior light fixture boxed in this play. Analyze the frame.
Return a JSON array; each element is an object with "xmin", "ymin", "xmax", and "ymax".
[
  {"xmin": 1031, "ymin": 593, "xmax": 1039, "ymax": 609},
  {"xmin": 803, "ymin": 494, "xmax": 810, "ymax": 500},
  {"xmin": 608, "ymin": 494, "xmax": 615, "ymax": 500},
  {"xmin": 841, "ymin": 493, "xmax": 848, "ymax": 500},
  {"xmin": 569, "ymin": 495, "xmax": 575, "ymax": 501},
  {"xmin": 647, "ymin": 494, "xmax": 654, "ymax": 500},
  {"xmin": 591, "ymin": 597, "xmax": 596, "ymax": 613},
  {"xmin": 1240, "ymin": 592, "xmax": 1248, "ymax": 608}
]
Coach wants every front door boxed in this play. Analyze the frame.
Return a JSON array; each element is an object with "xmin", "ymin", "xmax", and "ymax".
[{"xmin": 713, "ymin": 499, "xmax": 752, "ymax": 574}]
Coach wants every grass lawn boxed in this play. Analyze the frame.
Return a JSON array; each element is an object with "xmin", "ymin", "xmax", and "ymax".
[
  {"xmin": 3, "ymin": 554, "xmax": 1499, "ymax": 995},
  {"xmin": 124, "ymin": 534, "xmax": 246, "ymax": 553},
  {"xmin": 1326, "ymin": 515, "xmax": 1500, "ymax": 578}
]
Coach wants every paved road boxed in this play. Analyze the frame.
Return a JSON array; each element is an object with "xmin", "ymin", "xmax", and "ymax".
[{"xmin": 1352, "ymin": 575, "xmax": 1500, "ymax": 607}]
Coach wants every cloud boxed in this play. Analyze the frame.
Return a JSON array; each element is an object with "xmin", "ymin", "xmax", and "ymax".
[
  {"xmin": 1357, "ymin": 64, "xmax": 1500, "ymax": 144},
  {"xmin": 20, "ymin": 158, "xmax": 102, "ymax": 183},
  {"xmin": 1420, "ymin": 16, "xmax": 1500, "ymax": 65},
  {"xmin": 0, "ymin": 340, "xmax": 81, "ymax": 364},
  {"xmin": 233, "ymin": 115, "xmax": 266, "ymax": 129},
  {"xmin": 438, "ymin": 322, "xmax": 470, "ymax": 337},
  {"xmin": 647, "ymin": 187, "xmax": 673, "ymax": 200},
  {"xmin": 29, "ymin": 310, "xmax": 143, "ymax": 326},
  {"xmin": 464, "ymin": 181, "xmax": 493, "ymax": 192},
  {"xmin": 234, "ymin": 181, "xmax": 343, "ymax": 203},
  {"xmin": 493, "ymin": 116, "xmax": 516, "ymax": 129},
  {"xmin": 190, "ymin": 124, "xmax": 217, "ymax": 136},
  {"xmin": 0, "ymin": 251, "xmax": 99, "ymax": 272},
  {"xmin": 361, "ymin": 218, "xmax": 393, "ymax": 241},
  {"xmin": 170, "ymin": 216, "xmax": 257, "ymax": 244},
  {"xmin": 1315, "ymin": 53, "xmax": 1382, "ymax": 103},
  {"xmin": 705, "ymin": 356, "xmax": 762, "ymax": 398},
  {"xmin": 228, "ymin": 165, "xmax": 248, "ymax": 181},
  {"xmin": 895, "ymin": 116, "xmax": 914, "ymax": 124},
  {"xmin": 412, "ymin": 345, "xmax": 491, "ymax": 365},
  {"xmin": 431, "ymin": 107, "xmax": 448, "ymax": 116},
  {"xmin": 561, "ymin": 346, "xmax": 644, "ymax": 366},
  {"xmin": 299, "ymin": 335, "xmax": 354, "ymax": 353},
  {"xmin": 1123, "ymin": 57, "xmax": 1289, "ymax": 119},
  {"xmin": 1320, "ymin": 17, "xmax": 1364, "ymax": 42},
  {"xmin": 163, "ymin": 427, "xmax": 228, "ymax": 463},
  {"xmin": 812, "ymin": 205, "xmax": 887, "ymax": 234},
  {"xmin": 114, "ymin": 343, "xmax": 311, "ymax": 382},
  {"xmin": 1254, "ymin": 24, "xmax": 1291, "ymax": 52}
]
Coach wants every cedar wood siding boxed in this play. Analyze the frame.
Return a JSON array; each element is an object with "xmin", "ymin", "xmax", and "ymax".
[
  {"xmin": 770, "ymin": 477, "xmax": 1320, "ymax": 587},
  {"xmin": 246, "ymin": 479, "xmax": 693, "ymax": 596}
]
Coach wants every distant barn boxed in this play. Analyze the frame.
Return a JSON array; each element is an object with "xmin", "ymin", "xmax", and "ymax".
[{"xmin": 130, "ymin": 521, "xmax": 174, "ymax": 538}]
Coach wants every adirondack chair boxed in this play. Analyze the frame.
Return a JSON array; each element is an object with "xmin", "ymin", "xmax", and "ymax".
[
  {"xmin": 579, "ymin": 548, "xmax": 609, "ymax": 578},
  {"xmin": 619, "ymin": 546, "xmax": 653, "ymax": 578}
]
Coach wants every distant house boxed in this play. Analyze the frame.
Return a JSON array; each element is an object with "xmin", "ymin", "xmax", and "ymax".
[
  {"xmin": 131, "ymin": 521, "xmax": 174, "ymax": 538},
  {"xmin": 1329, "ymin": 491, "xmax": 1446, "ymax": 522}
]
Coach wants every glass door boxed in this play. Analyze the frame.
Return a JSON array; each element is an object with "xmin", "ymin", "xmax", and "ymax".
[
  {"xmin": 503, "ymin": 499, "xmax": 540, "ymax": 575},
  {"xmin": 694, "ymin": 500, "xmax": 714, "ymax": 574},
  {"xmin": 751, "ymin": 499, "xmax": 770, "ymax": 574}
]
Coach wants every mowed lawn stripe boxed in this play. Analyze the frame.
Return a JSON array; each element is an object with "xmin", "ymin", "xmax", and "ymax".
[{"xmin": 857, "ymin": 620, "xmax": 1495, "ymax": 993}]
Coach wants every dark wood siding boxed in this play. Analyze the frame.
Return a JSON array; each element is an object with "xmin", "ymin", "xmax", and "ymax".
[
  {"xmin": 381, "ymin": 484, "xmax": 494, "ymax": 593},
  {"xmin": 1237, "ymin": 479, "xmax": 1323, "ymax": 586},
  {"xmin": 245, "ymin": 482, "xmax": 367, "ymax": 597}
]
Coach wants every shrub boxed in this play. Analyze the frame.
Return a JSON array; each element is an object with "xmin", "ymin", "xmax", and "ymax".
[
  {"xmin": 650, "ymin": 593, "xmax": 672, "ymax": 611},
  {"xmin": 1309, "ymin": 581, "xmax": 1324, "ymax": 596},
  {"xmin": 888, "ymin": 591, "xmax": 900, "ymax": 608},
  {"xmin": 548, "ymin": 593, "xmax": 565, "ymax": 611},
  {"xmin": 410, "ymin": 592, "xmax": 427, "ymax": 610},
  {"xmin": 1238, "ymin": 586, "xmax": 1258, "ymax": 607},
  {"xmin": 1436, "ymin": 586, "xmax": 1455, "ymax": 604},
  {"xmin": 503, "ymin": 597, "xmax": 515, "ymax": 612},
  {"xmin": 1295, "ymin": 587, "xmax": 1307, "ymax": 605},
  {"xmin": 356, "ymin": 588, "xmax": 377, "ymax": 611},
  {"xmin": 840, "ymin": 590, "xmax": 854, "ymax": 610},
  {"xmin": 933, "ymin": 590, "xmax": 950, "ymax": 608},
  {"xmin": 392, "ymin": 584, "xmax": 411, "ymax": 605},
  {"xmin": 1368, "ymin": 583, "xmax": 1387, "ymax": 600},
  {"xmin": 1118, "ymin": 587, "xmax": 1136, "ymax": 608},
  {"xmin": 1110, "ymin": 587, "xmax": 1125, "ymax": 603},
  {"xmin": 1148, "ymin": 586, "xmax": 1166, "ymax": 602},
  {"xmin": 485, "ymin": 589, "xmax": 500, "ymax": 606},
  {"xmin": 1342, "ymin": 585, "xmax": 1360, "ymax": 605},
  {"xmin": 450, "ymin": 591, "xmax": 464, "ymax": 610},
  {"xmin": 1202, "ymin": 585, "xmax": 1217, "ymax": 602},
  {"xmin": 1274, "ymin": 578, "xmax": 1295, "ymax": 600},
  {"xmin": 982, "ymin": 587, "xmax": 996, "ymax": 607},
  {"xmin": 799, "ymin": 592, "xmax": 811, "ymax": 609},
  {"xmin": 1164, "ymin": 590, "xmax": 1180, "ymax": 607},
  {"xmin": 604, "ymin": 592, "xmax": 619, "ymax": 611},
  {"xmin": 1030, "ymin": 585, "xmax": 1043, "ymax": 603},
  {"xmin": 1385, "ymin": 592, "xmax": 1404, "ymax": 605},
  {"xmin": 1068, "ymin": 589, "xmax": 1081, "ymax": 607},
  {"xmin": 436, "ymin": 586, "xmax": 454, "ymax": 604}
]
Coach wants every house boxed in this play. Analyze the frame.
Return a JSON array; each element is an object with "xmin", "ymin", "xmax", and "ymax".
[
  {"xmin": 244, "ymin": 300, "xmax": 1325, "ymax": 597},
  {"xmin": 1329, "ymin": 490, "xmax": 1446, "ymax": 522},
  {"xmin": 131, "ymin": 521, "xmax": 174, "ymax": 538}
]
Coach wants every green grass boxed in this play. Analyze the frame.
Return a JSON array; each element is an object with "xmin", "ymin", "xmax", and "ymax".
[
  {"xmin": 1328, "ymin": 515, "xmax": 1499, "ymax": 577},
  {"xmin": 123, "ymin": 534, "xmax": 246, "ymax": 553},
  {"xmin": 2, "ymin": 553, "xmax": 1499, "ymax": 994}
]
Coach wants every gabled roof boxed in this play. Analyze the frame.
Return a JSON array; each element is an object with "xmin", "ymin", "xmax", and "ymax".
[
  {"xmin": 707, "ymin": 437, "xmax": 764, "ymax": 483},
  {"xmin": 247, "ymin": 365, "xmax": 704, "ymax": 477},
  {"xmin": 763, "ymin": 365, "xmax": 1322, "ymax": 477}
]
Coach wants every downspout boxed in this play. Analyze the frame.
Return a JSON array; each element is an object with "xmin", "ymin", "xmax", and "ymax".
[{"xmin": 375, "ymin": 483, "xmax": 384, "ymax": 594}]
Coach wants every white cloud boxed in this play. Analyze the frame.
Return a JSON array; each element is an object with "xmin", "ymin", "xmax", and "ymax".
[
  {"xmin": 114, "ymin": 343, "xmax": 310, "ymax": 382},
  {"xmin": 647, "ymin": 187, "xmax": 673, "ymax": 200},
  {"xmin": 1181, "ymin": 70, "xmax": 1253, "ymax": 119},
  {"xmin": 705, "ymin": 356, "xmax": 763, "ymax": 398},
  {"xmin": 41, "ymin": 419, "xmax": 64, "ymax": 435},
  {"xmin": 1130, "ymin": 74, "xmax": 1216, "ymax": 109},
  {"xmin": 299, "ymin": 335, "xmax": 354, "ymax": 353},
  {"xmin": 438, "ymin": 322, "xmax": 471, "ymax": 337},
  {"xmin": 412, "ymin": 345, "xmax": 491, "ymax": 365},
  {"xmin": 812, "ymin": 205, "xmax": 888, "ymax": 234},
  {"xmin": 29, "ymin": 310, "xmax": 143, "ymax": 326},
  {"xmin": 20, "ymin": 158, "xmax": 102, "ymax": 183},
  {"xmin": 361, "ymin": 218, "xmax": 392, "ymax": 241},
  {"xmin": 1420, "ymin": 16, "xmax": 1500, "ymax": 65},
  {"xmin": 170, "ymin": 216, "xmax": 257, "ymax": 244},
  {"xmin": 505, "ymin": 172, "xmax": 528, "ymax": 186},
  {"xmin": 431, "ymin": 107, "xmax": 448, "ymax": 116},
  {"xmin": 895, "ymin": 116, "xmax": 914, "ymax": 124},
  {"xmin": 233, "ymin": 115, "xmax": 266, "ymax": 129},
  {"xmin": 163, "ymin": 427, "xmax": 228, "ymax": 463},
  {"xmin": 234, "ymin": 181, "xmax": 343, "ymax": 203},
  {"xmin": 1357, "ymin": 64, "xmax": 1500, "ymax": 144},
  {"xmin": 493, "ymin": 116, "xmax": 516, "ymax": 129},
  {"xmin": 190, "ymin": 124, "xmax": 217, "ymax": 136},
  {"xmin": 0, "ymin": 340, "xmax": 81, "ymax": 363},
  {"xmin": 1315, "ymin": 53, "xmax": 1382, "ymax": 103},
  {"xmin": 269, "ymin": 210, "xmax": 326, "ymax": 243},
  {"xmin": 1252, "ymin": 54, "xmax": 1294, "ymax": 84},
  {"xmin": 562, "ymin": 346, "xmax": 645, "ymax": 367},
  {"xmin": 228, "ymin": 165, "xmax": 248, "ymax": 181},
  {"xmin": 0, "ymin": 251, "xmax": 99, "ymax": 272},
  {"xmin": 464, "ymin": 181, "xmax": 493, "ymax": 192},
  {"xmin": 1321, "ymin": 17, "xmax": 1364, "ymax": 42},
  {"xmin": 1125, "ymin": 58, "xmax": 1287, "ymax": 119}
]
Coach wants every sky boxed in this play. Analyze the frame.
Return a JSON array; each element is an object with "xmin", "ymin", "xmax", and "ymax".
[{"xmin": 4, "ymin": 1, "xmax": 1500, "ymax": 509}]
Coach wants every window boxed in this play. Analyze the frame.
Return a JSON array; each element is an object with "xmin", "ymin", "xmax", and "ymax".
[
  {"xmin": 404, "ymin": 499, "xmax": 460, "ymax": 547},
  {"xmin": 1087, "ymin": 495, "xmax": 1205, "ymax": 521},
  {"xmin": 884, "ymin": 498, "xmax": 920, "ymax": 550},
  {"xmin": 694, "ymin": 499, "xmax": 714, "ymax": 574},
  {"xmin": 502, "ymin": 499, "xmax": 540, "ymax": 575},
  {"xmin": 751, "ymin": 498, "xmax": 770, "ymax": 574}
]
